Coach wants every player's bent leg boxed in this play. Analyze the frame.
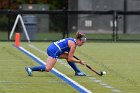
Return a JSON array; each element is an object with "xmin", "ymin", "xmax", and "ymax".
[
  {"xmin": 25, "ymin": 56, "xmax": 56, "ymax": 76},
  {"xmin": 59, "ymin": 52, "xmax": 68, "ymax": 59},
  {"xmin": 25, "ymin": 65, "xmax": 46, "ymax": 76},
  {"xmin": 68, "ymin": 62, "xmax": 86, "ymax": 76},
  {"xmin": 46, "ymin": 56, "xmax": 57, "ymax": 72},
  {"xmin": 59, "ymin": 53, "xmax": 86, "ymax": 76},
  {"xmin": 68, "ymin": 62, "xmax": 81, "ymax": 72},
  {"xmin": 30, "ymin": 65, "xmax": 46, "ymax": 71}
]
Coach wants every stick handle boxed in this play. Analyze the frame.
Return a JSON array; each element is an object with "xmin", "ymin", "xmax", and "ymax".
[{"xmin": 73, "ymin": 56, "xmax": 80, "ymax": 60}]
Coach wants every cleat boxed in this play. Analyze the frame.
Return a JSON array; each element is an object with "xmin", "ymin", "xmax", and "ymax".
[
  {"xmin": 75, "ymin": 72, "xmax": 86, "ymax": 76},
  {"xmin": 25, "ymin": 67, "xmax": 32, "ymax": 76}
]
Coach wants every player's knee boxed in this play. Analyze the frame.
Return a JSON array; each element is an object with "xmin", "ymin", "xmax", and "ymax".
[
  {"xmin": 66, "ymin": 58, "xmax": 68, "ymax": 62},
  {"xmin": 46, "ymin": 70, "xmax": 50, "ymax": 72},
  {"xmin": 46, "ymin": 68, "xmax": 51, "ymax": 72}
]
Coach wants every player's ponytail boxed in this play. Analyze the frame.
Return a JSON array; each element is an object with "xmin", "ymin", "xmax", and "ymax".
[{"xmin": 76, "ymin": 32, "xmax": 86, "ymax": 41}]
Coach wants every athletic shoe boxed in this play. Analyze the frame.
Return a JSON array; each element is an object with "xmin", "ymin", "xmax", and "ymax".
[
  {"xmin": 25, "ymin": 67, "xmax": 32, "ymax": 76},
  {"xmin": 75, "ymin": 72, "xmax": 86, "ymax": 76}
]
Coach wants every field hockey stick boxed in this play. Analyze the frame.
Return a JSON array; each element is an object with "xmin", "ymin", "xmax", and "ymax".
[{"xmin": 73, "ymin": 56, "xmax": 104, "ymax": 76}]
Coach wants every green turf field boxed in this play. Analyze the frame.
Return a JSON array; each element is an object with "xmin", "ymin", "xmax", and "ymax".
[
  {"xmin": 1, "ymin": 31, "xmax": 140, "ymax": 41},
  {"xmin": 0, "ymin": 42, "xmax": 140, "ymax": 93}
]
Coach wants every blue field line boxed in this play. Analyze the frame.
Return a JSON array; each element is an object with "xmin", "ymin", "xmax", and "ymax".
[{"xmin": 15, "ymin": 46, "xmax": 92, "ymax": 93}]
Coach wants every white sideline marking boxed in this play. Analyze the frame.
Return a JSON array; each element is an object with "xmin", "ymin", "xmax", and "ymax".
[
  {"xmin": 93, "ymin": 80, "xmax": 102, "ymax": 83},
  {"xmin": 0, "ymin": 81, "xmax": 12, "ymax": 83},
  {"xmin": 0, "ymin": 60, "xmax": 23, "ymax": 61},
  {"xmin": 112, "ymin": 89, "xmax": 121, "ymax": 92},
  {"xmin": 28, "ymin": 44, "xmax": 122, "ymax": 93},
  {"xmin": 0, "ymin": 81, "xmax": 65, "ymax": 84}
]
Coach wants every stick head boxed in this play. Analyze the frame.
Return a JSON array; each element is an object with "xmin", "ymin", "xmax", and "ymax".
[
  {"xmin": 100, "ymin": 71, "xmax": 106, "ymax": 76},
  {"xmin": 100, "ymin": 71, "xmax": 104, "ymax": 76}
]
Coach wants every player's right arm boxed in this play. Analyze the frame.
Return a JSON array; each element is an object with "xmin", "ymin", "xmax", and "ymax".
[{"xmin": 68, "ymin": 40, "xmax": 86, "ymax": 65}]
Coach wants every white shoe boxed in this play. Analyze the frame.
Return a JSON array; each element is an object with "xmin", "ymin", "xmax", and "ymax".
[
  {"xmin": 75, "ymin": 72, "xmax": 86, "ymax": 76},
  {"xmin": 25, "ymin": 67, "xmax": 32, "ymax": 76}
]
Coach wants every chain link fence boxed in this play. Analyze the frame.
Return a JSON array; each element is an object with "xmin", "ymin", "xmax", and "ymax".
[{"xmin": 1, "ymin": 0, "xmax": 140, "ymax": 41}]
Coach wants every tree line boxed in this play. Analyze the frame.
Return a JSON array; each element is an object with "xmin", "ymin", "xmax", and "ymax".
[{"xmin": 0, "ymin": 0, "xmax": 67, "ymax": 10}]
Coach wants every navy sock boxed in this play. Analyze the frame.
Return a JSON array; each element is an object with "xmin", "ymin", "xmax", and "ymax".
[
  {"xmin": 68, "ymin": 62, "xmax": 81, "ymax": 72},
  {"xmin": 30, "ymin": 65, "xmax": 46, "ymax": 72}
]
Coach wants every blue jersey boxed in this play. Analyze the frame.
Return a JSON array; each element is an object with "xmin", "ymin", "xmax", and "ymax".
[{"xmin": 47, "ymin": 38, "xmax": 76, "ymax": 59}]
